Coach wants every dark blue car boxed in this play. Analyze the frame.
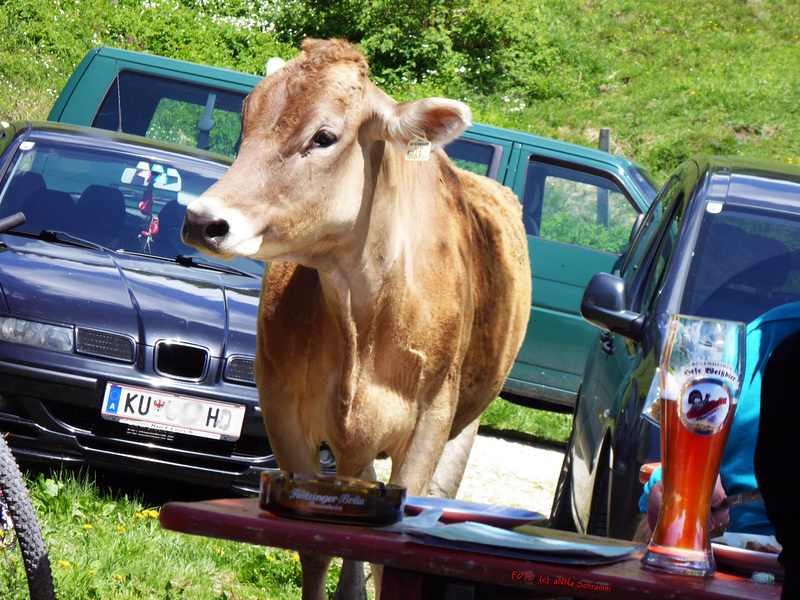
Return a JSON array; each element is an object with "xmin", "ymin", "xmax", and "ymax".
[
  {"xmin": 551, "ymin": 154, "xmax": 800, "ymax": 539},
  {"xmin": 0, "ymin": 121, "xmax": 334, "ymax": 492}
]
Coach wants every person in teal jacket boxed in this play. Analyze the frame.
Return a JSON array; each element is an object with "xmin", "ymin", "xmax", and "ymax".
[{"xmin": 639, "ymin": 302, "xmax": 800, "ymax": 536}]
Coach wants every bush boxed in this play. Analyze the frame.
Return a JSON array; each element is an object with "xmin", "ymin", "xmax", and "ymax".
[{"xmin": 231, "ymin": 0, "xmax": 575, "ymax": 100}]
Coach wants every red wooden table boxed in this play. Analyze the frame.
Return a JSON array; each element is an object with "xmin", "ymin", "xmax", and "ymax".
[{"xmin": 159, "ymin": 497, "xmax": 782, "ymax": 600}]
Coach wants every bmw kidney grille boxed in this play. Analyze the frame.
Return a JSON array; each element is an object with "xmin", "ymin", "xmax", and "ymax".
[{"xmin": 155, "ymin": 341, "xmax": 209, "ymax": 380}]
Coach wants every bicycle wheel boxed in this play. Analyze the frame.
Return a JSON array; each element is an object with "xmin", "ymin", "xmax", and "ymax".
[{"xmin": 0, "ymin": 435, "xmax": 55, "ymax": 600}]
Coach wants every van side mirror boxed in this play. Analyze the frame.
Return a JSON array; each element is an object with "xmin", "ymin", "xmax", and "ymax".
[{"xmin": 580, "ymin": 272, "xmax": 645, "ymax": 341}]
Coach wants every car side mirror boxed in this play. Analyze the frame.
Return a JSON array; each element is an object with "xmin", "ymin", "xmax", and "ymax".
[{"xmin": 580, "ymin": 272, "xmax": 645, "ymax": 341}]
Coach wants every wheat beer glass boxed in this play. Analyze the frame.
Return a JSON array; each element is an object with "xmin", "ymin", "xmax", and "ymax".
[{"xmin": 641, "ymin": 314, "xmax": 745, "ymax": 576}]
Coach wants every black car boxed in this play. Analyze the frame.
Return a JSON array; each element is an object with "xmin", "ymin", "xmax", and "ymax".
[
  {"xmin": 0, "ymin": 121, "xmax": 334, "ymax": 493},
  {"xmin": 550, "ymin": 154, "xmax": 800, "ymax": 539}
]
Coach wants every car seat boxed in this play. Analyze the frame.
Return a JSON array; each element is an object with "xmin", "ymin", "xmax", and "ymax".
[
  {"xmin": 21, "ymin": 189, "xmax": 77, "ymax": 233},
  {"xmin": 692, "ymin": 223, "xmax": 791, "ymax": 322},
  {"xmin": 74, "ymin": 185, "xmax": 126, "ymax": 248},
  {"xmin": 0, "ymin": 171, "xmax": 47, "ymax": 219},
  {"xmin": 149, "ymin": 199, "xmax": 189, "ymax": 258}
]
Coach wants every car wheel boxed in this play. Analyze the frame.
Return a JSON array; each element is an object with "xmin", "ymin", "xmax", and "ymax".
[
  {"xmin": 586, "ymin": 444, "xmax": 611, "ymax": 537},
  {"xmin": 549, "ymin": 424, "xmax": 577, "ymax": 532}
]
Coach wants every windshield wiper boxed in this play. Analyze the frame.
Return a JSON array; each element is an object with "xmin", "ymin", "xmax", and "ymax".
[
  {"xmin": 0, "ymin": 217, "xmax": 112, "ymax": 254},
  {"xmin": 0, "ymin": 212, "xmax": 25, "ymax": 234},
  {"xmin": 39, "ymin": 230, "xmax": 113, "ymax": 253},
  {"xmin": 0, "ymin": 212, "xmax": 26, "ymax": 248},
  {"xmin": 175, "ymin": 254, "xmax": 259, "ymax": 278}
]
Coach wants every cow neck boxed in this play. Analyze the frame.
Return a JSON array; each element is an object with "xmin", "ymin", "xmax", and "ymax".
[
  {"xmin": 324, "ymin": 141, "xmax": 443, "ymax": 323},
  {"xmin": 311, "ymin": 140, "xmax": 449, "ymax": 413}
]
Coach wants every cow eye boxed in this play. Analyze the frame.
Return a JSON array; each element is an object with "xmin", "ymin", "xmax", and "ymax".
[{"xmin": 311, "ymin": 130, "xmax": 337, "ymax": 148}]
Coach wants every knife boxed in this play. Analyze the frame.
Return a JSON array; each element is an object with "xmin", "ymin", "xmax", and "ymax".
[{"xmin": 711, "ymin": 488, "xmax": 763, "ymax": 512}]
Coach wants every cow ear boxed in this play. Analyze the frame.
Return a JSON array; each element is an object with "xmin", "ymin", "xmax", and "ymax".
[{"xmin": 385, "ymin": 98, "xmax": 472, "ymax": 147}]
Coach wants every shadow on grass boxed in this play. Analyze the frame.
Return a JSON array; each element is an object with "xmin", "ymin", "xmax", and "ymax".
[
  {"xmin": 478, "ymin": 425, "xmax": 568, "ymax": 450},
  {"xmin": 21, "ymin": 461, "xmax": 244, "ymax": 508}
]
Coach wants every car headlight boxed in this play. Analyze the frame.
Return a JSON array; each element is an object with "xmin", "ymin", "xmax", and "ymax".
[{"xmin": 0, "ymin": 317, "xmax": 74, "ymax": 353}]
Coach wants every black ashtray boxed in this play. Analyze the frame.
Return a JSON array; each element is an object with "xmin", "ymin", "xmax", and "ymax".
[{"xmin": 260, "ymin": 471, "xmax": 406, "ymax": 526}]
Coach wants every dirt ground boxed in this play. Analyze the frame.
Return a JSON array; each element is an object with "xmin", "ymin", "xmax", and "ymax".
[{"xmin": 373, "ymin": 434, "xmax": 565, "ymax": 517}]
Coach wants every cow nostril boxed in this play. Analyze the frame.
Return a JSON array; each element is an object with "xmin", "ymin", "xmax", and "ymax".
[{"xmin": 205, "ymin": 219, "xmax": 230, "ymax": 240}]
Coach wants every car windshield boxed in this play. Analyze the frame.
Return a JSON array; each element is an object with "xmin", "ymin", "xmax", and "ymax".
[
  {"xmin": 0, "ymin": 137, "xmax": 264, "ymax": 277},
  {"xmin": 681, "ymin": 202, "xmax": 800, "ymax": 324}
]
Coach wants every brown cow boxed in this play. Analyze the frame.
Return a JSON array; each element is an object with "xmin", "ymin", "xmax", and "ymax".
[{"xmin": 182, "ymin": 39, "xmax": 531, "ymax": 599}]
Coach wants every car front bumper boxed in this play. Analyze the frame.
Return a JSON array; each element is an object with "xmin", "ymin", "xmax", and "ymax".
[{"xmin": 0, "ymin": 358, "xmax": 279, "ymax": 494}]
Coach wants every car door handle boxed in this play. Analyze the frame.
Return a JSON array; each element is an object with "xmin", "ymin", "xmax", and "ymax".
[{"xmin": 600, "ymin": 331, "xmax": 616, "ymax": 356}]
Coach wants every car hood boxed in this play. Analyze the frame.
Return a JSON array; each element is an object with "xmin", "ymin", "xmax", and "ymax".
[{"xmin": 0, "ymin": 238, "xmax": 260, "ymax": 357}]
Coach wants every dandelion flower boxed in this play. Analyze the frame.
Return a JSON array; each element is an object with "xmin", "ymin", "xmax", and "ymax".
[
  {"xmin": 293, "ymin": 553, "xmax": 300, "ymax": 563},
  {"xmin": 84, "ymin": 524, "xmax": 93, "ymax": 530},
  {"xmin": 57, "ymin": 560, "xmax": 71, "ymax": 568},
  {"xmin": 117, "ymin": 526, "xmax": 126, "ymax": 533}
]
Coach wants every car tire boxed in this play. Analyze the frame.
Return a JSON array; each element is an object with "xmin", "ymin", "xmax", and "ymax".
[
  {"xmin": 549, "ymin": 424, "xmax": 577, "ymax": 532},
  {"xmin": 586, "ymin": 444, "xmax": 611, "ymax": 537}
]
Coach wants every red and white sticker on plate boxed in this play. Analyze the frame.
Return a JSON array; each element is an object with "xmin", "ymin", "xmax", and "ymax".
[{"xmin": 101, "ymin": 383, "xmax": 246, "ymax": 441}]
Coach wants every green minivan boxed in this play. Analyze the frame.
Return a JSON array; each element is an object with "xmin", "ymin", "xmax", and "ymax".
[{"xmin": 48, "ymin": 46, "xmax": 659, "ymax": 410}]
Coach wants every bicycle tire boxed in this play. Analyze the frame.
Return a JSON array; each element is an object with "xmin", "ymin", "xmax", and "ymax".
[{"xmin": 0, "ymin": 435, "xmax": 55, "ymax": 600}]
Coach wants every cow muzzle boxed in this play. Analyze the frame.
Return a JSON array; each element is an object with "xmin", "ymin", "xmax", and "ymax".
[{"xmin": 182, "ymin": 210, "xmax": 231, "ymax": 255}]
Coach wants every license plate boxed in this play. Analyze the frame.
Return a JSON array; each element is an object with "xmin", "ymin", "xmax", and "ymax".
[{"xmin": 101, "ymin": 383, "xmax": 246, "ymax": 441}]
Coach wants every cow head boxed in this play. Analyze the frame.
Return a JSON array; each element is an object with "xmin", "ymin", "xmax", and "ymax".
[{"xmin": 182, "ymin": 39, "xmax": 471, "ymax": 267}]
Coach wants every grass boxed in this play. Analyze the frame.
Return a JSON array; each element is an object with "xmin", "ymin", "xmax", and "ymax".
[
  {"xmin": 461, "ymin": 0, "xmax": 800, "ymax": 179},
  {"xmin": 480, "ymin": 398, "xmax": 571, "ymax": 448},
  {"xmin": 27, "ymin": 469, "xmax": 325, "ymax": 600}
]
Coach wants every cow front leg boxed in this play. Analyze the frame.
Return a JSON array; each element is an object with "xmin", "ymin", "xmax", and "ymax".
[
  {"xmin": 331, "ymin": 463, "xmax": 378, "ymax": 600},
  {"xmin": 299, "ymin": 552, "xmax": 332, "ymax": 600},
  {"xmin": 260, "ymin": 405, "xmax": 332, "ymax": 599}
]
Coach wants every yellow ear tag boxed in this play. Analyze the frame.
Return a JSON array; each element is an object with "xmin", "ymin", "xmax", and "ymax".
[{"xmin": 406, "ymin": 137, "xmax": 431, "ymax": 161}]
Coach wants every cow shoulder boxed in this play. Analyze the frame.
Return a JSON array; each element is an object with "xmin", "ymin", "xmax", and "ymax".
[{"xmin": 455, "ymin": 167, "xmax": 526, "ymax": 246}]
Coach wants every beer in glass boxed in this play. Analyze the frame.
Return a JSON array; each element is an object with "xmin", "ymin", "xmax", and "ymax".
[{"xmin": 641, "ymin": 314, "xmax": 745, "ymax": 576}]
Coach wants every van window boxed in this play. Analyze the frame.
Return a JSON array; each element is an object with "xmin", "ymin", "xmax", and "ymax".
[
  {"xmin": 522, "ymin": 158, "xmax": 637, "ymax": 252},
  {"xmin": 93, "ymin": 71, "xmax": 248, "ymax": 158},
  {"xmin": 443, "ymin": 138, "xmax": 503, "ymax": 180}
]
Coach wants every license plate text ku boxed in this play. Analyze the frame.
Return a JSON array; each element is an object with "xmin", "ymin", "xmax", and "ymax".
[{"xmin": 102, "ymin": 383, "xmax": 246, "ymax": 441}]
